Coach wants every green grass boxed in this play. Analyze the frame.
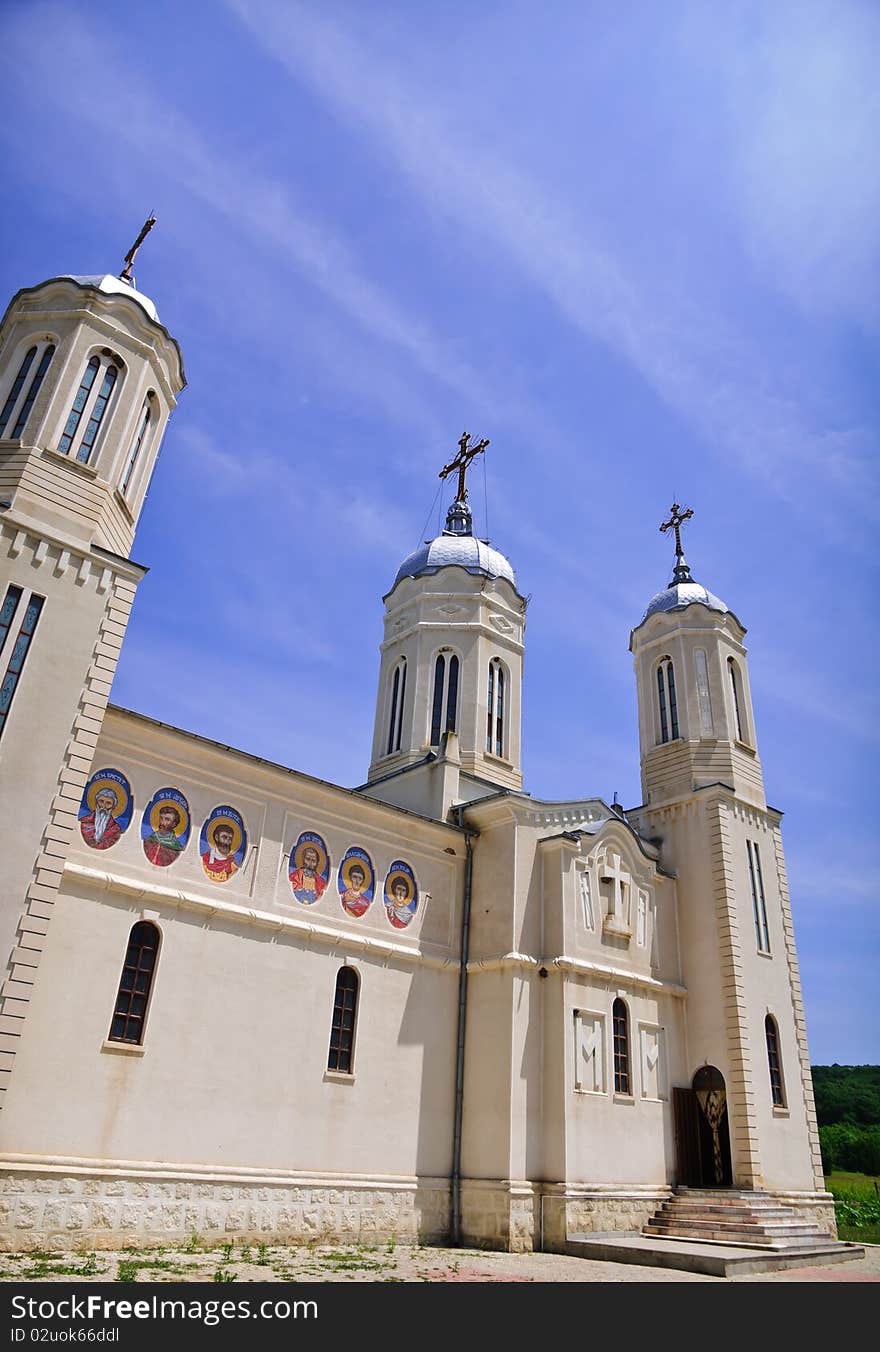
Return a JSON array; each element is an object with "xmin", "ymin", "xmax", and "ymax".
[{"xmin": 825, "ymin": 1171, "xmax": 880, "ymax": 1243}]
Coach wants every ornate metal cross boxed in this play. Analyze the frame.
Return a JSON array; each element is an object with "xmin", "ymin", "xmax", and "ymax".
[
  {"xmin": 439, "ymin": 431, "xmax": 489, "ymax": 503},
  {"xmin": 120, "ymin": 215, "xmax": 157, "ymax": 283},
  {"xmin": 660, "ymin": 501, "xmax": 694, "ymax": 556}
]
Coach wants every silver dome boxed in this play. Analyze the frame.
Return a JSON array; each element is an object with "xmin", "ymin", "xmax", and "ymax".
[
  {"xmin": 65, "ymin": 274, "xmax": 159, "ymax": 323},
  {"xmin": 393, "ymin": 533, "xmax": 516, "ymax": 590},
  {"xmin": 641, "ymin": 580, "xmax": 729, "ymax": 623}
]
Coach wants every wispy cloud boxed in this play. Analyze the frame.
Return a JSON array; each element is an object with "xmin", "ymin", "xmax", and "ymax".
[{"xmin": 223, "ymin": 0, "xmax": 879, "ymax": 538}]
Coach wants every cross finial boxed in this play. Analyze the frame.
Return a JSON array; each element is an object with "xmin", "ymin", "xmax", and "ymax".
[
  {"xmin": 659, "ymin": 501, "xmax": 694, "ymax": 558},
  {"xmin": 439, "ymin": 430, "xmax": 489, "ymax": 503},
  {"xmin": 120, "ymin": 214, "xmax": 157, "ymax": 284}
]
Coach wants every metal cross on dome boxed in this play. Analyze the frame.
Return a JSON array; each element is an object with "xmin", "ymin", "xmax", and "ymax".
[
  {"xmin": 439, "ymin": 431, "xmax": 490, "ymax": 503},
  {"xmin": 660, "ymin": 501, "xmax": 694, "ymax": 556},
  {"xmin": 119, "ymin": 214, "xmax": 157, "ymax": 284}
]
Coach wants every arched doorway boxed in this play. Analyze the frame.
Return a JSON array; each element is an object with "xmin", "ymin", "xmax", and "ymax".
[
  {"xmin": 692, "ymin": 1065, "xmax": 732, "ymax": 1186},
  {"xmin": 672, "ymin": 1065, "xmax": 733, "ymax": 1187}
]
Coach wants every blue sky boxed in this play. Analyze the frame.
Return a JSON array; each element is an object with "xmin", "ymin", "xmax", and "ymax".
[{"xmin": 1, "ymin": 0, "xmax": 877, "ymax": 1063}]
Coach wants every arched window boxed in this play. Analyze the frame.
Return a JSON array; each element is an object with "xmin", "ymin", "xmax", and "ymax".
[
  {"xmin": 58, "ymin": 354, "xmax": 120, "ymax": 462},
  {"xmin": 656, "ymin": 657, "xmax": 679, "ymax": 743},
  {"xmin": 386, "ymin": 657, "xmax": 407, "ymax": 755},
  {"xmin": 327, "ymin": 966, "xmax": 359, "ymax": 1073},
  {"xmin": 108, "ymin": 921, "xmax": 160, "ymax": 1045},
  {"xmin": 746, "ymin": 839, "xmax": 770, "ymax": 953},
  {"xmin": 612, "ymin": 998, "xmax": 631, "ymax": 1095},
  {"xmin": 429, "ymin": 651, "xmax": 459, "ymax": 746},
  {"xmin": 120, "ymin": 394, "xmax": 153, "ymax": 495},
  {"xmin": 728, "ymin": 657, "xmax": 745, "ymax": 742},
  {"xmin": 0, "ymin": 346, "xmax": 37, "ymax": 436},
  {"xmin": 11, "ymin": 345, "xmax": 55, "ymax": 440},
  {"xmin": 765, "ymin": 1015, "xmax": 785, "ymax": 1107},
  {"xmin": 0, "ymin": 589, "xmax": 44, "ymax": 742},
  {"xmin": 75, "ymin": 363, "xmax": 117, "ymax": 464},
  {"xmin": 487, "ymin": 657, "xmax": 506, "ymax": 757}
]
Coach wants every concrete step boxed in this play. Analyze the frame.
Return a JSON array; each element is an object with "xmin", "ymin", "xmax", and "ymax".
[
  {"xmin": 654, "ymin": 1203, "xmax": 794, "ymax": 1219},
  {"xmin": 567, "ymin": 1232, "xmax": 866, "ymax": 1278},
  {"xmin": 644, "ymin": 1223, "xmax": 828, "ymax": 1248}
]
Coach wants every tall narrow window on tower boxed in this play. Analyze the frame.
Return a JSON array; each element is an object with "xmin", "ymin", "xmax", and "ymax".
[
  {"xmin": 487, "ymin": 657, "xmax": 506, "ymax": 756},
  {"xmin": 747, "ymin": 839, "xmax": 771, "ymax": 953},
  {"xmin": 0, "ymin": 591, "xmax": 44, "ymax": 740},
  {"xmin": 656, "ymin": 657, "xmax": 679, "ymax": 743},
  {"xmin": 429, "ymin": 650, "xmax": 459, "ymax": 746},
  {"xmin": 57, "ymin": 353, "xmax": 120, "ymax": 462},
  {"xmin": 76, "ymin": 363, "xmax": 117, "ymax": 464},
  {"xmin": 765, "ymin": 1015, "xmax": 785, "ymax": 1107},
  {"xmin": 121, "ymin": 395, "xmax": 153, "ymax": 495},
  {"xmin": 11, "ymin": 345, "xmax": 55, "ymax": 440},
  {"xmin": 0, "ymin": 346, "xmax": 36, "ymax": 435},
  {"xmin": 728, "ymin": 657, "xmax": 745, "ymax": 742},
  {"xmin": 386, "ymin": 657, "xmax": 407, "ymax": 755}
]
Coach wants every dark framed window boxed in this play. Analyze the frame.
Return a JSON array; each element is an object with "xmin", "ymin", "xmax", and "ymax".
[
  {"xmin": 12, "ymin": 344, "xmax": 55, "ymax": 439},
  {"xmin": 328, "ymin": 966, "xmax": 359, "ymax": 1074},
  {"xmin": 0, "ymin": 585, "xmax": 23, "ymax": 658},
  {"xmin": 765, "ymin": 1015, "xmax": 785, "ymax": 1107},
  {"xmin": 58, "ymin": 356, "xmax": 100, "ymax": 455},
  {"xmin": 487, "ymin": 658, "xmax": 505, "ymax": 756},
  {"xmin": 121, "ymin": 396, "xmax": 152, "ymax": 495},
  {"xmin": 0, "ymin": 346, "xmax": 37, "ymax": 436},
  {"xmin": 656, "ymin": 658, "xmax": 679, "ymax": 743},
  {"xmin": 747, "ymin": 839, "xmax": 770, "ymax": 953},
  {"xmin": 108, "ymin": 921, "xmax": 160, "ymax": 1045},
  {"xmin": 728, "ymin": 657, "xmax": 745, "ymax": 741},
  {"xmin": 0, "ymin": 591, "xmax": 44, "ymax": 740},
  {"xmin": 430, "ymin": 650, "xmax": 459, "ymax": 746},
  {"xmin": 76, "ymin": 363, "xmax": 117, "ymax": 464},
  {"xmin": 386, "ymin": 657, "xmax": 406, "ymax": 755},
  {"xmin": 612, "ymin": 997, "xmax": 631, "ymax": 1095}
]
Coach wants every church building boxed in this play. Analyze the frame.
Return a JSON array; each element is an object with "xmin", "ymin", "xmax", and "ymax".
[{"xmin": 0, "ymin": 249, "xmax": 835, "ymax": 1254}]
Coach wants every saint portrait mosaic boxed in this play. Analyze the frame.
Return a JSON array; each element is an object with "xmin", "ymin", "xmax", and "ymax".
[
  {"xmin": 78, "ymin": 768, "xmax": 133, "ymax": 850},
  {"xmin": 337, "ymin": 846, "xmax": 375, "ymax": 919},
  {"xmin": 384, "ymin": 859, "xmax": 418, "ymax": 929},
  {"xmin": 288, "ymin": 830, "xmax": 330, "ymax": 905},
  {"xmin": 141, "ymin": 787, "xmax": 190, "ymax": 867},
  {"xmin": 199, "ymin": 805, "xmax": 247, "ymax": 884}
]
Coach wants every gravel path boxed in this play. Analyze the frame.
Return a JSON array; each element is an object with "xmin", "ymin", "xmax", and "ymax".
[{"xmin": 1, "ymin": 1240, "xmax": 877, "ymax": 1283}]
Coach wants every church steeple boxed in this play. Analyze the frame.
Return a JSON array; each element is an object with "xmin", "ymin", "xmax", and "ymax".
[
  {"xmin": 362, "ymin": 438, "xmax": 525, "ymax": 818},
  {"xmin": 630, "ymin": 504, "xmax": 765, "ymax": 809}
]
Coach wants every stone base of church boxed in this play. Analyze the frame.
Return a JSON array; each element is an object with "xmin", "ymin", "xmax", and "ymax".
[
  {"xmin": 0, "ymin": 1159, "xmax": 451, "ymax": 1252},
  {"xmin": 770, "ymin": 1190, "xmax": 838, "ymax": 1238},
  {"xmin": 458, "ymin": 1180, "xmax": 672, "ymax": 1252}
]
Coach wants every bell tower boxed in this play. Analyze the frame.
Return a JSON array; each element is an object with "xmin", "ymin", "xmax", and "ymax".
[
  {"xmin": 630, "ymin": 502, "xmax": 765, "ymax": 811},
  {"xmin": 363, "ymin": 436, "xmax": 525, "ymax": 819},
  {"xmin": 627, "ymin": 505, "xmax": 825, "ymax": 1197},
  {"xmin": 0, "ymin": 230, "xmax": 185, "ymax": 1104}
]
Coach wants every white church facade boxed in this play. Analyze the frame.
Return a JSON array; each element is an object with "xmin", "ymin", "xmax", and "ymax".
[{"xmin": 0, "ymin": 255, "xmax": 835, "ymax": 1253}]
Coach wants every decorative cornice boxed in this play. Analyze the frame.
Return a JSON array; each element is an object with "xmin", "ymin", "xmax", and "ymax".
[{"xmin": 64, "ymin": 861, "xmax": 456, "ymax": 972}]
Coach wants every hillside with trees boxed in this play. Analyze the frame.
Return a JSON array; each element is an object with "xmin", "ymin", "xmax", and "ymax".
[{"xmin": 812, "ymin": 1065, "xmax": 880, "ymax": 1175}]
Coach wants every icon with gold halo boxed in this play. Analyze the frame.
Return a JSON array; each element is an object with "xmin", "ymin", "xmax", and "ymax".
[
  {"xmin": 141, "ymin": 787, "xmax": 190, "ymax": 868},
  {"xmin": 79, "ymin": 768, "xmax": 132, "ymax": 850},
  {"xmin": 199, "ymin": 806, "xmax": 247, "ymax": 884},
  {"xmin": 384, "ymin": 860, "xmax": 418, "ymax": 930},
  {"xmin": 288, "ymin": 831, "xmax": 330, "ymax": 905},
  {"xmin": 337, "ymin": 846, "xmax": 375, "ymax": 919}
]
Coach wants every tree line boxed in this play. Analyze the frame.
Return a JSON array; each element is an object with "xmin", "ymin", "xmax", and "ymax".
[{"xmin": 811, "ymin": 1065, "xmax": 880, "ymax": 1175}]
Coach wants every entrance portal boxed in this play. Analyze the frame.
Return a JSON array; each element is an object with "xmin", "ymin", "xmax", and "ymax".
[{"xmin": 673, "ymin": 1066, "xmax": 733, "ymax": 1187}]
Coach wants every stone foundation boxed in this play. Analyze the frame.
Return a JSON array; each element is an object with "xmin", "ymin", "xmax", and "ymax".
[
  {"xmin": 771, "ymin": 1190, "xmax": 838, "ymax": 1238},
  {"xmin": 0, "ymin": 1160, "xmax": 451, "ymax": 1252}
]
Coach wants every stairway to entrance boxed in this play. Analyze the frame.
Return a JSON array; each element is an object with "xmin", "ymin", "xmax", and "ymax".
[{"xmin": 643, "ymin": 1187, "xmax": 848, "ymax": 1251}]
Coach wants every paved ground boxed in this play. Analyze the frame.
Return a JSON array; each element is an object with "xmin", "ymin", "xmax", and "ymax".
[{"xmin": 1, "ymin": 1240, "xmax": 877, "ymax": 1283}]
